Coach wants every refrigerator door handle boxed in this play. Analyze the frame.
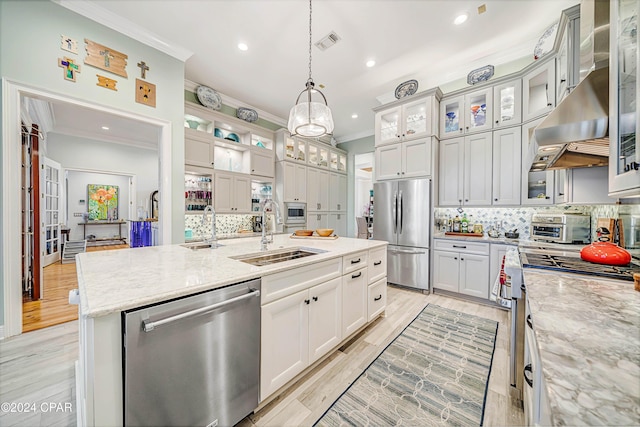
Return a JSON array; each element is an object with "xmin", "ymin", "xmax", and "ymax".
[
  {"xmin": 398, "ymin": 190, "xmax": 403, "ymax": 234},
  {"xmin": 388, "ymin": 248, "xmax": 427, "ymax": 255},
  {"xmin": 393, "ymin": 191, "xmax": 398, "ymax": 234}
]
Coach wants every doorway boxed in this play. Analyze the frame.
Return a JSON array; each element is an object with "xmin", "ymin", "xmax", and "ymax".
[
  {"xmin": 354, "ymin": 153, "xmax": 374, "ymax": 238},
  {"xmin": 3, "ymin": 80, "xmax": 172, "ymax": 338}
]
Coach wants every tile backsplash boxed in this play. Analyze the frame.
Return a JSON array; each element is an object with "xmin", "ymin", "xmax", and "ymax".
[
  {"xmin": 185, "ymin": 214, "xmax": 255, "ymax": 239},
  {"xmin": 434, "ymin": 203, "xmax": 640, "ymax": 241}
]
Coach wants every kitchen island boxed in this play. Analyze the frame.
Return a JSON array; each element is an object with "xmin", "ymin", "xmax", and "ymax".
[
  {"xmin": 75, "ymin": 235, "xmax": 387, "ymax": 426},
  {"xmin": 505, "ymin": 247, "xmax": 640, "ymax": 426}
]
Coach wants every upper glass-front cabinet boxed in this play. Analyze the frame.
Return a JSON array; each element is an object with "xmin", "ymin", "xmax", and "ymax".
[
  {"xmin": 440, "ymin": 95, "xmax": 464, "ymax": 139},
  {"xmin": 493, "ymin": 80, "xmax": 522, "ymax": 128},
  {"xmin": 375, "ymin": 95, "xmax": 434, "ymax": 145},
  {"xmin": 610, "ymin": 0, "xmax": 640, "ymax": 196},
  {"xmin": 439, "ymin": 88, "xmax": 492, "ymax": 139},
  {"xmin": 522, "ymin": 59, "xmax": 555, "ymax": 122},
  {"xmin": 307, "ymin": 142, "xmax": 329, "ymax": 168},
  {"xmin": 376, "ymin": 106, "xmax": 402, "ymax": 145}
]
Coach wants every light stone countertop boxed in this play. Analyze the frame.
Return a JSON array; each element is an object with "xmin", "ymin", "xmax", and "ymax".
[
  {"xmin": 76, "ymin": 235, "xmax": 386, "ymax": 318},
  {"xmin": 505, "ymin": 247, "xmax": 640, "ymax": 426}
]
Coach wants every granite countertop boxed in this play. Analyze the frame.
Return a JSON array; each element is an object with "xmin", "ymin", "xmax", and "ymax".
[
  {"xmin": 505, "ymin": 246, "xmax": 640, "ymax": 426},
  {"xmin": 76, "ymin": 234, "xmax": 386, "ymax": 319}
]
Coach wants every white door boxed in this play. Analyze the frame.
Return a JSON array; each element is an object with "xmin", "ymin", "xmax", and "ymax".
[
  {"xmin": 233, "ymin": 175, "xmax": 252, "ymax": 213},
  {"xmin": 492, "ymin": 127, "xmax": 522, "ymax": 205},
  {"xmin": 375, "ymin": 144, "xmax": 402, "ymax": 180},
  {"xmin": 41, "ymin": 157, "xmax": 62, "ymax": 269},
  {"xmin": 432, "ymin": 250, "xmax": 459, "ymax": 292},
  {"xmin": 294, "ymin": 164, "xmax": 307, "ymax": 202},
  {"xmin": 402, "ymin": 138, "xmax": 432, "ymax": 178},
  {"xmin": 438, "ymin": 138, "xmax": 464, "ymax": 206},
  {"xmin": 307, "ymin": 168, "xmax": 320, "ymax": 211},
  {"xmin": 341, "ymin": 268, "xmax": 367, "ymax": 337},
  {"xmin": 213, "ymin": 172, "xmax": 234, "ymax": 212},
  {"xmin": 459, "ymin": 254, "xmax": 490, "ymax": 299},
  {"xmin": 463, "ymin": 132, "xmax": 493, "ymax": 206},
  {"xmin": 250, "ymin": 150, "xmax": 274, "ymax": 178},
  {"xmin": 308, "ymin": 278, "xmax": 342, "ymax": 364}
]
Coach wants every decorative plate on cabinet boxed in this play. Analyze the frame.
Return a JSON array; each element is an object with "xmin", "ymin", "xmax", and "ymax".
[
  {"xmin": 394, "ymin": 79, "xmax": 418, "ymax": 99},
  {"xmin": 236, "ymin": 107, "xmax": 259, "ymax": 123},
  {"xmin": 533, "ymin": 22, "xmax": 559, "ymax": 60},
  {"xmin": 467, "ymin": 65, "xmax": 494, "ymax": 85},
  {"xmin": 196, "ymin": 85, "xmax": 222, "ymax": 110}
]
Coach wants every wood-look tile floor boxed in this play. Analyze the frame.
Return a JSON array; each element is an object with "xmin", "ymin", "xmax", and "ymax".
[
  {"xmin": 22, "ymin": 243, "xmax": 129, "ymax": 333},
  {"xmin": 2, "ymin": 285, "xmax": 524, "ymax": 427}
]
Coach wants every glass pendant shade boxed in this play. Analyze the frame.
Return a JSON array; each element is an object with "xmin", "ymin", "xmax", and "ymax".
[{"xmin": 288, "ymin": 82, "xmax": 334, "ymax": 137}]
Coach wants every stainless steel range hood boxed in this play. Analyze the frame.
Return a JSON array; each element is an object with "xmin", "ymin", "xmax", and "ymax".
[{"xmin": 531, "ymin": 0, "xmax": 610, "ymax": 172}]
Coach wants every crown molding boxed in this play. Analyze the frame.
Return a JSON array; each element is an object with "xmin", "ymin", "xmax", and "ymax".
[
  {"xmin": 184, "ymin": 79, "xmax": 287, "ymax": 127},
  {"xmin": 53, "ymin": 0, "xmax": 193, "ymax": 62},
  {"xmin": 334, "ymin": 129, "xmax": 374, "ymax": 145}
]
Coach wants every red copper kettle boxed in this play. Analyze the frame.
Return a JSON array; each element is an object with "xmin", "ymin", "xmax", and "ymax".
[{"xmin": 580, "ymin": 241, "xmax": 631, "ymax": 266}]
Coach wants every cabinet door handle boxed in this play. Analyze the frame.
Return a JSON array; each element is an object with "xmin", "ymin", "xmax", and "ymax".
[
  {"xmin": 495, "ymin": 120, "xmax": 499, "ymax": 124},
  {"xmin": 494, "ymin": 198, "xmax": 498, "ymax": 202},
  {"xmin": 351, "ymin": 258, "xmax": 361, "ymax": 264},
  {"xmin": 526, "ymin": 314, "xmax": 533, "ymax": 329},
  {"xmin": 460, "ymin": 258, "xmax": 464, "ymax": 261},
  {"xmin": 452, "ymin": 245, "xmax": 467, "ymax": 248},
  {"xmin": 351, "ymin": 271, "xmax": 362, "ymax": 279},
  {"xmin": 304, "ymin": 299, "xmax": 310, "ymax": 305},
  {"xmin": 312, "ymin": 296, "xmax": 318, "ymax": 302},
  {"xmin": 454, "ymin": 257, "xmax": 458, "ymax": 260},
  {"xmin": 397, "ymin": 172, "xmax": 400, "ymax": 175},
  {"xmin": 374, "ymin": 295, "xmax": 382, "ymax": 301},
  {"xmin": 374, "ymin": 260, "xmax": 382, "ymax": 266}
]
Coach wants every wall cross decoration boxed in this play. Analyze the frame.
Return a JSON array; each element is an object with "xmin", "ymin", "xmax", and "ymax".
[
  {"xmin": 58, "ymin": 57, "xmax": 81, "ymax": 82},
  {"xmin": 137, "ymin": 61, "xmax": 149, "ymax": 79},
  {"xmin": 60, "ymin": 35, "xmax": 78, "ymax": 54},
  {"xmin": 84, "ymin": 38, "xmax": 128, "ymax": 78}
]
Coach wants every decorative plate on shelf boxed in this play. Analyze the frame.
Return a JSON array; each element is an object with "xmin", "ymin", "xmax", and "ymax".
[
  {"xmin": 394, "ymin": 79, "xmax": 418, "ymax": 99},
  {"xmin": 236, "ymin": 107, "xmax": 258, "ymax": 123},
  {"xmin": 533, "ymin": 22, "xmax": 559, "ymax": 60},
  {"xmin": 225, "ymin": 133, "xmax": 240, "ymax": 143},
  {"xmin": 196, "ymin": 85, "xmax": 222, "ymax": 110},
  {"xmin": 467, "ymin": 65, "xmax": 494, "ymax": 85}
]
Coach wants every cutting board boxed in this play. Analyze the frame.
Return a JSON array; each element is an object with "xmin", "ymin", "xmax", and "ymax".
[
  {"xmin": 596, "ymin": 218, "xmax": 625, "ymax": 247},
  {"xmin": 596, "ymin": 218, "xmax": 615, "ymax": 233}
]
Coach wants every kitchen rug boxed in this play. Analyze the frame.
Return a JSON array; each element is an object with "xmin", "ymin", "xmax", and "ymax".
[{"xmin": 315, "ymin": 304, "xmax": 498, "ymax": 427}]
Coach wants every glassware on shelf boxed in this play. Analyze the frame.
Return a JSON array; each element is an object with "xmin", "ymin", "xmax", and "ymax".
[{"xmin": 445, "ymin": 111, "xmax": 457, "ymax": 132}]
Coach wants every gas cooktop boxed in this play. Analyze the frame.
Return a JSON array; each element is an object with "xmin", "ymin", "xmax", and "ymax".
[{"xmin": 521, "ymin": 252, "xmax": 639, "ymax": 282}]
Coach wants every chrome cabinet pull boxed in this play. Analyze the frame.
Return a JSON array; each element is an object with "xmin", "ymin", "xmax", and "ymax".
[{"xmin": 142, "ymin": 289, "xmax": 260, "ymax": 332}]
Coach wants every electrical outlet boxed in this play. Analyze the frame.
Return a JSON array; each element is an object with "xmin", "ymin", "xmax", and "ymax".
[{"xmin": 74, "ymin": 212, "xmax": 83, "ymax": 217}]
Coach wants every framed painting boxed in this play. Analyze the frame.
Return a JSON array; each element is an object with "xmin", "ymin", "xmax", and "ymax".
[{"xmin": 88, "ymin": 184, "xmax": 119, "ymax": 220}]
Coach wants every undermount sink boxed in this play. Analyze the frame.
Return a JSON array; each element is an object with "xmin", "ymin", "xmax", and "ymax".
[
  {"xmin": 180, "ymin": 242, "xmax": 224, "ymax": 250},
  {"xmin": 230, "ymin": 247, "xmax": 326, "ymax": 266}
]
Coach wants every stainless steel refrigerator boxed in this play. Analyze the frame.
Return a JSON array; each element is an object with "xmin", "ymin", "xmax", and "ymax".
[{"xmin": 373, "ymin": 179, "xmax": 430, "ymax": 291}]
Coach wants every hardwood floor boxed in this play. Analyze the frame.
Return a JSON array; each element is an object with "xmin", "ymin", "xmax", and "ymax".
[
  {"xmin": 2, "ymin": 284, "xmax": 524, "ymax": 427},
  {"xmin": 22, "ymin": 243, "xmax": 129, "ymax": 333}
]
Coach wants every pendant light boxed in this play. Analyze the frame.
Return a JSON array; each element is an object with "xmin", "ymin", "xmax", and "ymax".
[{"xmin": 287, "ymin": 0, "xmax": 334, "ymax": 138}]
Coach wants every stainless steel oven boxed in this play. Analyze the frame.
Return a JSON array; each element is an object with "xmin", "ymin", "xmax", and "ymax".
[
  {"xmin": 284, "ymin": 202, "xmax": 306, "ymax": 225},
  {"xmin": 530, "ymin": 213, "xmax": 591, "ymax": 243}
]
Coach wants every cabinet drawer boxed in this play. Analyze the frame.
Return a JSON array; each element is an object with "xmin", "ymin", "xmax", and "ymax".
[
  {"xmin": 262, "ymin": 257, "xmax": 342, "ymax": 305},
  {"xmin": 343, "ymin": 251, "xmax": 368, "ymax": 274},
  {"xmin": 433, "ymin": 239, "xmax": 489, "ymax": 255},
  {"xmin": 368, "ymin": 246, "xmax": 387, "ymax": 284},
  {"xmin": 367, "ymin": 278, "xmax": 387, "ymax": 322}
]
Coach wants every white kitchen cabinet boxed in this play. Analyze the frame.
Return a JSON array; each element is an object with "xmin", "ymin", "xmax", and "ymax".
[
  {"xmin": 440, "ymin": 87, "xmax": 493, "ymax": 139},
  {"xmin": 250, "ymin": 148, "xmax": 274, "ymax": 178},
  {"xmin": 433, "ymin": 240, "xmax": 490, "ymax": 299},
  {"xmin": 555, "ymin": 5, "xmax": 580, "ymax": 105},
  {"xmin": 307, "ymin": 168, "xmax": 330, "ymax": 212},
  {"xmin": 521, "ymin": 117, "xmax": 555, "ymax": 205},
  {"xmin": 341, "ymin": 266, "xmax": 368, "ymax": 337},
  {"xmin": 438, "ymin": 133, "xmax": 491, "ymax": 206},
  {"xmin": 561, "ymin": 166, "xmax": 619, "ymax": 204},
  {"xmin": 609, "ymin": 0, "xmax": 640, "ymax": 197},
  {"xmin": 330, "ymin": 149, "xmax": 347, "ymax": 174},
  {"xmin": 277, "ymin": 161, "xmax": 307, "ymax": 202},
  {"xmin": 308, "ymin": 278, "xmax": 343, "ymax": 364},
  {"xmin": 260, "ymin": 289, "xmax": 310, "ymax": 401},
  {"xmin": 185, "ymin": 131, "xmax": 215, "ymax": 168},
  {"xmin": 329, "ymin": 172, "xmax": 347, "ymax": 211},
  {"xmin": 374, "ymin": 94, "xmax": 437, "ymax": 146},
  {"xmin": 492, "ymin": 127, "xmax": 522, "ymax": 205},
  {"xmin": 328, "ymin": 213, "xmax": 347, "ymax": 237},
  {"xmin": 307, "ymin": 212, "xmax": 329, "ymax": 230},
  {"xmin": 307, "ymin": 142, "xmax": 329, "ymax": 168},
  {"xmin": 275, "ymin": 129, "xmax": 308, "ymax": 163},
  {"xmin": 214, "ymin": 171, "xmax": 251, "ymax": 213},
  {"xmin": 554, "ymin": 169, "xmax": 568, "ymax": 204},
  {"xmin": 493, "ymin": 79, "xmax": 522, "ymax": 128},
  {"xmin": 367, "ymin": 278, "xmax": 387, "ymax": 322},
  {"xmin": 368, "ymin": 246, "xmax": 387, "ymax": 284},
  {"xmin": 375, "ymin": 137, "xmax": 433, "ymax": 181},
  {"xmin": 522, "ymin": 59, "xmax": 555, "ymax": 122}
]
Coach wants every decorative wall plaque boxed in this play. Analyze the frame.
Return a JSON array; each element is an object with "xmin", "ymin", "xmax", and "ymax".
[
  {"xmin": 96, "ymin": 74, "xmax": 118, "ymax": 91},
  {"xmin": 85, "ymin": 39, "xmax": 128, "ymax": 78},
  {"xmin": 136, "ymin": 79, "xmax": 156, "ymax": 107},
  {"xmin": 58, "ymin": 57, "xmax": 81, "ymax": 82},
  {"xmin": 467, "ymin": 65, "xmax": 494, "ymax": 85},
  {"xmin": 137, "ymin": 61, "xmax": 149, "ymax": 79},
  {"xmin": 60, "ymin": 35, "xmax": 78, "ymax": 54}
]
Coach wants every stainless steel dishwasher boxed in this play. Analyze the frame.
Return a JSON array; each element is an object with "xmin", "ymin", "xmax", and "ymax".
[{"xmin": 123, "ymin": 278, "xmax": 261, "ymax": 427}]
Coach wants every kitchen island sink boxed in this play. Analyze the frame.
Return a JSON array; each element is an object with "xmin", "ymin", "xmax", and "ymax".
[
  {"xmin": 230, "ymin": 247, "xmax": 326, "ymax": 266},
  {"xmin": 180, "ymin": 241, "xmax": 224, "ymax": 250}
]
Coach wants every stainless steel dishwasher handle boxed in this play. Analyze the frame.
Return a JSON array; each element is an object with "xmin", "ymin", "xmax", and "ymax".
[{"xmin": 142, "ymin": 289, "xmax": 260, "ymax": 332}]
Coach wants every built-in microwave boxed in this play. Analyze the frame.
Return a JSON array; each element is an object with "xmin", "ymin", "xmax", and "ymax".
[{"xmin": 284, "ymin": 202, "xmax": 306, "ymax": 225}]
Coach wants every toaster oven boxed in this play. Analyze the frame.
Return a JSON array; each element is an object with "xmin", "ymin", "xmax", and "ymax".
[{"xmin": 530, "ymin": 213, "xmax": 591, "ymax": 244}]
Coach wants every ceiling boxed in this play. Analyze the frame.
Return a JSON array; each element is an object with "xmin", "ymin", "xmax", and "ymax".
[{"xmin": 61, "ymin": 0, "xmax": 578, "ymax": 143}]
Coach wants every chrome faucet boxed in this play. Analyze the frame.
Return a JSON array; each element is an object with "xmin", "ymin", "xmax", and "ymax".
[
  {"xmin": 260, "ymin": 199, "xmax": 283, "ymax": 251},
  {"xmin": 202, "ymin": 205, "xmax": 218, "ymax": 247}
]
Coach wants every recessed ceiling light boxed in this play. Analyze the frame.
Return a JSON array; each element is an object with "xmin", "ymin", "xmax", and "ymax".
[
  {"xmin": 352, "ymin": 114, "xmax": 358, "ymax": 119},
  {"xmin": 366, "ymin": 59, "xmax": 376, "ymax": 68},
  {"xmin": 238, "ymin": 42, "xmax": 248, "ymax": 51},
  {"xmin": 101, "ymin": 126, "xmax": 109, "ymax": 130},
  {"xmin": 454, "ymin": 13, "xmax": 468, "ymax": 25}
]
